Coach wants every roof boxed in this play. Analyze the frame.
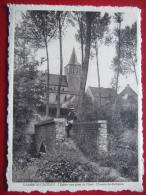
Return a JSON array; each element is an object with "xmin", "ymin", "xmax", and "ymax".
[
  {"xmin": 68, "ymin": 48, "xmax": 80, "ymax": 65},
  {"xmin": 118, "ymin": 84, "xmax": 138, "ymax": 104},
  {"xmin": 49, "ymin": 74, "xmax": 68, "ymax": 87},
  {"xmin": 88, "ymin": 87, "xmax": 116, "ymax": 98},
  {"xmin": 38, "ymin": 72, "xmax": 68, "ymax": 87},
  {"xmin": 118, "ymin": 84, "xmax": 137, "ymax": 98}
]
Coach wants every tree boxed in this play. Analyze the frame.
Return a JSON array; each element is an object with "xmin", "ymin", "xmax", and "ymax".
[
  {"xmin": 117, "ymin": 22, "xmax": 138, "ymax": 85},
  {"xmin": 109, "ymin": 13, "xmax": 124, "ymax": 134},
  {"xmin": 74, "ymin": 12, "xmax": 86, "ymax": 66},
  {"xmin": 91, "ymin": 13, "xmax": 111, "ymax": 107},
  {"xmin": 113, "ymin": 13, "xmax": 123, "ymax": 105},
  {"xmin": 77, "ymin": 12, "xmax": 96, "ymax": 120},
  {"xmin": 14, "ymin": 25, "xmax": 37, "ymax": 127},
  {"xmin": 21, "ymin": 11, "xmax": 57, "ymax": 117},
  {"xmin": 13, "ymin": 23, "xmax": 48, "ymax": 152},
  {"xmin": 56, "ymin": 11, "xmax": 67, "ymax": 118},
  {"xmin": 74, "ymin": 12, "xmax": 111, "ymax": 111}
]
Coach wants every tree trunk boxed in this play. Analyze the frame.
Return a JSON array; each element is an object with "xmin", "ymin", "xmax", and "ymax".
[
  {"xmin": 77, "ymin": 13, "xmax": 84, "ymax": 67},
  {"xmin": 133, "ymin": 64, "xmax": 138, "ymax": 86},
  {"xmin": 57, "ymin": 13, "xmax": 63, "ymax": 118},
  {"xmin": 80, "ymin": 15, "xmax": 84, "ymax": 66},
  {"xmin": 45, "ymin": 41, "xmax": 50, "ymax": 117},
  {"xmin": 95, "ymin": 40, "xmax": 101, "ymax": 107},
  {"xmin": 77, "ymin": 13, "xmax": 92, "ymax": 120},
  {"xmin": 114, "ymin": 21, "xmax": 121, "ymax": 107},
  {"xmin": 130, "ymin": 52, "xmax": 138, "ymax": 86}
]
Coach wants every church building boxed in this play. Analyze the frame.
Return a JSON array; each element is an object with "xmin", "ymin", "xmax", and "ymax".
[{"xmin": 49, "ymin": 48, "xmax": 82, "ymax": 108}]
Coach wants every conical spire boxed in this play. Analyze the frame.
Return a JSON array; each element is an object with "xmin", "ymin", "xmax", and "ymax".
[{"xmin": 68, "ymin": 48, "xmax": 79, "ymax": 65}]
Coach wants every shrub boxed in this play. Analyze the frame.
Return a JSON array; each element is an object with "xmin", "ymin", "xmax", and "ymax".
[{"xmin": 120, "ymin": 110, "xmax": 138, "ymax": 129}]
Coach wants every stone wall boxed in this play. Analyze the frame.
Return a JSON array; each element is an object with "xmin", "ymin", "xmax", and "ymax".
[
  {"xmin": 98, "ymin": 120, "xmax": 108, "ymax": 153},
  {"xmin": 34, "ymin": 119, "xmax": 56, "ymax": 153},
  {"xmin": 72, "ymin": 122, "xmax": 99, "ymax": 157},
  {"xmin": 72, "ymin": 120, "xmax": 107, "ymax": 157}
]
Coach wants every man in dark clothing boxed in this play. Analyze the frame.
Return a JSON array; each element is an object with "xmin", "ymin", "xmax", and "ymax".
[{"xmin": 65, "ymin": 108, "xmax": 77, "ymax": 138}]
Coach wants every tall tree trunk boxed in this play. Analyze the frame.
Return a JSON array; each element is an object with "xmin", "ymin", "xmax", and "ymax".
[
  {"xmin": 115, "ymin": 21, "xmax": 121, "ymax": 107},
  {"xmin": 130, "ymin": 52, "xmax": 138, "ymax": 86},
  {"xmin": 45, "ymin": 41, "xmax": 50, "ymax": 117},
  {"xmin": 57, "ymin": 13, "xmax": 63, "ymax": 118},
  {"xmin": 77, "ymin": 13, "xmax": 92, "ymax": 120},
  {"xmin": 133, "ymin": 64, "xmax": 138, "ymax": 86},
  {"xmin": 77, "ymin": 13, "xmax": 84, "ymax": 67},
  {"xmin": 95, "ymin": 40, "xmax": 101, "ymax": 107},
  {"xmin": 80, "ymin": 15, "xmax": 84, "ymax": 66}
]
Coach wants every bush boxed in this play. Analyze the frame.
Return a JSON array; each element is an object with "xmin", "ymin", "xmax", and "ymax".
[
  {"xmin": 120, "ymin": 110, "xmax": 138, "ymax": 129},
  {"xmin": 99, "ymin": 128, "xmax": 138, "ymax": 181}
]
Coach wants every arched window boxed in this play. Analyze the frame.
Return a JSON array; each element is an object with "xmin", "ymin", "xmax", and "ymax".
[
  {"xmin": 64, "ymin": 96, "xmax": 67, "ymax": 102},
  {"xmin": 56, "ymin": 95, "xmax": 58, "ymax": 101}
]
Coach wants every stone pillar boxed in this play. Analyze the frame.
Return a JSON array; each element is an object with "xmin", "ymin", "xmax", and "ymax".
[
  {"xmin": 98, "ymin": 120, "xmax": 108, "ymax": 153},
  {"xmin": 34, "ymin": 119, "xmax": 56, "ymax": 154}
]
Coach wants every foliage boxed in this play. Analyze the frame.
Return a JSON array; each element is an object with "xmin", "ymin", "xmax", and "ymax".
[
  {"xmin": 111, "ymin": 21, "xmax": 138, "ymax": 94},
  {"xmin": 99, "ymin": 129, "xmax": 138, "ymax": 181},
  {"xmin": 20, "ymin": 10, "xmax": 58, "ymax": 116},
  {"xmin": 91, "ymin": 12, "xmax": 111, "ymax": 45},
  {"xmin": 13, "ymin": 24, "xmax": 46, "ymax": 152},
  {"xmin": 21, "ymin": 11, "xmax": 57, "ymax": 48},
  {"xmin": 120, "ymin": 109, "xmax": 138, "ymax": 129},
  {"xmin": 112, "ymin": 22, "xmax": 137, "ymax": 75},
  {"xmin": 73, "ymin": 12, "xmax": 111, "ymax": 56}
]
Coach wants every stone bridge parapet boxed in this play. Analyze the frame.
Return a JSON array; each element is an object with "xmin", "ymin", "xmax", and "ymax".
[{"xmin": 72, "ymin": 120, "xmax": 107, "ymax": 157}]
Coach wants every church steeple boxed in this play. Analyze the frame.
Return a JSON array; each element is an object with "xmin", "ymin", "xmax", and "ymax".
[
  {"xmin": 64, "ymin": 48, "xmax": 82, "ymax": 94},
  {"xmin": 68, "ymin": 48, "xmax": 79, "ymax": 65}
]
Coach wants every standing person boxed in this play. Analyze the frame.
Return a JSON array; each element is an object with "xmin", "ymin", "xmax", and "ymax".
[{"xmin": 65, "ymin": 107, "xmax": 77, "ymax": 138}]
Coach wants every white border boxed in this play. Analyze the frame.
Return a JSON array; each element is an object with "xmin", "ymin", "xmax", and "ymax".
[{"xmin": 7, "ymin": 4, "xmax": 143, "ymax": 192}]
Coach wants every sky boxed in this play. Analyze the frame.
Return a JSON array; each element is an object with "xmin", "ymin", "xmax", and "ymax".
[{"xmin": 15, "ymin": 9, "xmax": 140, "ymax": 93}]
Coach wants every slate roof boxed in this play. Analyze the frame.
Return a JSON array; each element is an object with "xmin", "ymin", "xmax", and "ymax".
[
  {"xmin": 89, "ymin": 87, "xmax": 116, "ymax": 98},
  {"xmin": 118, "ymin": 84, "xmax": 137, "ymax": 98},
  {"xmin": 38, "ymin": 72, "xmax": 68, "ymax": 87},
  {"xmin": 118, "ymin": 84, "xmax": 138, "ymax": 104},
  {"xmin": 49, "ymin": 74, "xmax": 68, "ymax": 87},
  {"xmin": 68, "ymin": 48, "xmax": 80, "ymax": 65}
]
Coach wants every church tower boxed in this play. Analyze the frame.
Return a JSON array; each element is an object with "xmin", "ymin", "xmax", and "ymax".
[{"xmin": 64, "ymin": 48, "xmax": 82, "ymax": 95}]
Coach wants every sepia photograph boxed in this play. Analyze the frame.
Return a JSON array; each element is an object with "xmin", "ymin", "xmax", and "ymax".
[{"xmin": 7, "ymin": 5, "xmax": 142, "ymax": 192}]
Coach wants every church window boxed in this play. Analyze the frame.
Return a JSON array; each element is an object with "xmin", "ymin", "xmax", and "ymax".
[
  {"xmin": 70, "ymin": 68, "xmax": 72, "ymax": 73},
  {"xmin": 66, "ymin": 68, "xmax": 68, "ymax": 74},
  {"xmin": 56, "ymin": 95, "xmax": 58, "ymax": 101},
  {"xmin": 122, "ymin": 94, "xmax": 128, "ymax": 100},
  {"xmin": 64, "ymin": 96, "xmax": 67, "ymax": 102}
]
